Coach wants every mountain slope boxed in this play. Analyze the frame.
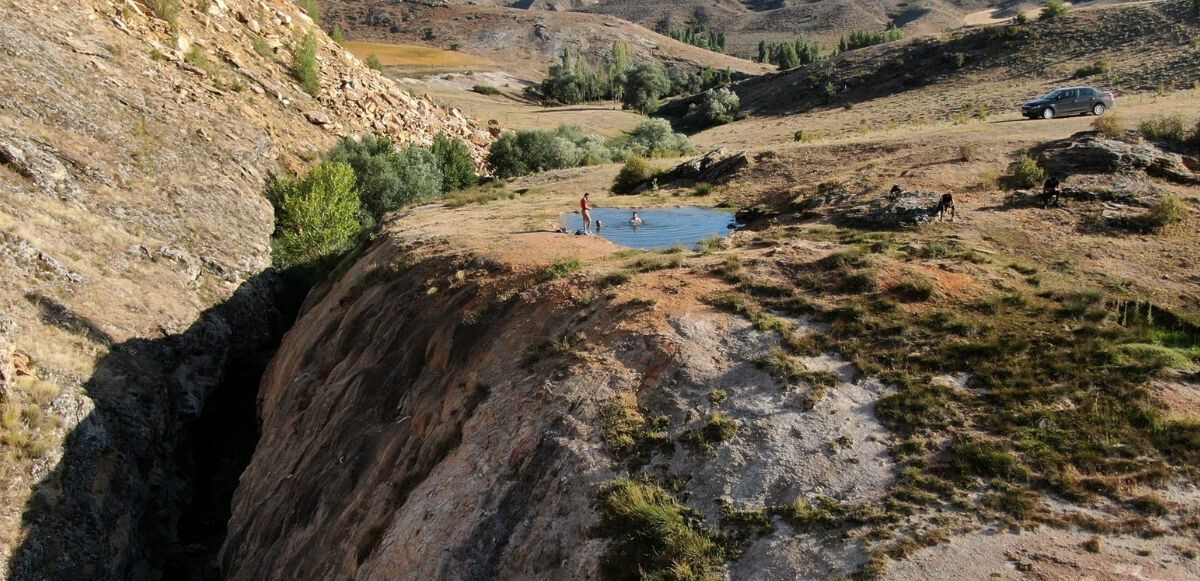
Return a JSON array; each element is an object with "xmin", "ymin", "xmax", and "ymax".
[
  {"xmin": 322, "ymin": 2, "xmax": 770, "ymax": 80},
  {"xmin": 0, "ymin": 0, "xmax": 488, "ymax": 578}
]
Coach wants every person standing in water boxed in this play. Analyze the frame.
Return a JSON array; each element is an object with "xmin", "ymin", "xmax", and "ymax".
[
  {"xmin": 580, "ymin": 192, "xmax": 592, "ymax": 234},
  {"xmin": 629, "ymin": 211, "xmax": 643, "ymax": 226}
]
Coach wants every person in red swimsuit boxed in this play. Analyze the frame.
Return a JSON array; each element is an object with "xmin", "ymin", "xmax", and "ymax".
[{"xmin": 580, "ymin": 192, "xmax": 592, "ymax": 234}]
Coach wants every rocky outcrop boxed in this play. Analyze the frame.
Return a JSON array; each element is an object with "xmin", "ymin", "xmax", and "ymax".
[
  {"xmin": 0, "ymin": 0, "xmax": 493, "ymax": 578},
  {"xmin": 659, "ymin": 148, "xmax": 752, "ymax": 185},
  {"xmin": 840, "ymin": 190, "xmax": 945, "ymax": 229},
  {"xmin": 1040, "ymin": 135, "xmax": 1200, "ymax": 185}
]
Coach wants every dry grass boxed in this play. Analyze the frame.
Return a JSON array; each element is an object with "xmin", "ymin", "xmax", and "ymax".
[{"xmin": 342, "ymin": 41, "xmax": 490, "ymax": 69}]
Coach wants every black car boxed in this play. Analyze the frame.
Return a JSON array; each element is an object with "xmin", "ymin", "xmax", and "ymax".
[{"xmin": 1021, "ymin": 87, "xmax": 1115, "ymax": 119}]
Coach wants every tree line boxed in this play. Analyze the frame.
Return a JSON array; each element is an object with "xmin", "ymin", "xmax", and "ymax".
[
  {"xmin": 539, "ymin": 42, "xmax": 733, "ymax": 113},
  {"xmin": 756, "ymin": 27, "xmax": 904, "ymax": 71}
]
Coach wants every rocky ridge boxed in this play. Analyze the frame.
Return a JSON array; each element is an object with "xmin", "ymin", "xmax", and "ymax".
[{"xmin": 0, "ymin": 0, "xmax": 492, "ymax": 578}]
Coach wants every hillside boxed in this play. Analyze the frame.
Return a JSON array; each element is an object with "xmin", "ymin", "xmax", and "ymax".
[
  {"xmin": 223, "ymin": 86, "xmax": 1200, "ymax": 580},
  {"xmin": 660, "ymin": 0, "xmax": 1200, "ymax": 146},
  {"xmin": 0, "ymin": 0, "xmax": 488, "ymax": 578},
  {"xmin": 321, "ymin": 1, "xmax": 770, "ymax": 80}
]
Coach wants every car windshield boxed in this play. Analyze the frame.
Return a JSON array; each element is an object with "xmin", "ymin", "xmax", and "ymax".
[{"xmin": 1041, "ymin": 90, "xmax": 1063, "ymax": 100}]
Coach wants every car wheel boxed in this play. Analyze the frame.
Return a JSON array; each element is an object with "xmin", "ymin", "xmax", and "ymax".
[
  {"xmin": 1042, "ymin": 107, "xmax": 1055, "ymax": 119},
  {"xmin": 1092, "ymin": 103, "xmax": 1106, "ymax": 115}
]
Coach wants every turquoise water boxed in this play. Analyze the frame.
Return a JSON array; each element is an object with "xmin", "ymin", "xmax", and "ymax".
[{"xmin": 564, "ymin": 206, "xmax": 737, "ymax": 249}]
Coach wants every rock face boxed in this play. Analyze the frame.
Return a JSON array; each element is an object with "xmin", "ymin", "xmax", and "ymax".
[
  {"xmin": 659, "ymin": 148, "xmax": 752, "ymax": 185},
  {"xmin": 219, "ymin": 230, "xmax": 896, "ymax": 579},
  {"xmin": 840, "ymin": 190, "xmax": 945, "ymax": 229},
  {"xmin": 1040, "ymin": 135, "xmax": 1199, "ymax": 184},
  {"xmin": 0, "ymin": 1, "xmax": 491, "ymax": 578}
]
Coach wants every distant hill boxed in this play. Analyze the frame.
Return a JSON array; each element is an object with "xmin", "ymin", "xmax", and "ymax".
[{"xmin": 321, "ymin": 2, "xmax": 770, "ymax": 80}]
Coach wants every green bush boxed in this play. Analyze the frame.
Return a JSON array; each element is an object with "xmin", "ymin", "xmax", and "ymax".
[
  {"xmin": 366, "ymin": 54, "xmax": 382, "ymax": 71},
  {"xmin": 471, "ymin": 85, "xmax": 502, "ymax": 95},
  {"xmin": 684, "ymin": 87, "xmax": 740, "ymax": 129},
  {"xmin": 837, "ymin": 27, "xmax": 902, "ymax": 52},
  {"xmin": 268, "ymin": 162, "xmax": 362, "ymax": 268},
  {"xmin": 541, "ymin": 258, "xmax": 583, "ymax": 281},
  {"xmin": 1040, "ymin": 0, "xmax": 1068, "ymax": 20},
  {"xmin": 486, "ymin": 125, "xmax": 610, "ymax": 178},
  {"xmin": 618, "ymin": 118, "xmax": 693, "ymax": 158},
  {"xmin": 295, "ymin": 0, "xmax": 320, "ymax": 24},
  {"xmin": 892, "ymin": 277, "xmax": 935, "ymax": 302},
  {"xmin": 293, "ymin": 33, "xmax": 320, "ymax": 96},
  {"xmin": 145, "ymin": 0, "xmax": 182, "ymax": 30},
  {"xmin": 329, "ymin": 25, "xmax": 345, "ymax": 45},
  {"xmin": 612, "ymin": 156, "xmax": 659, "ymax": 194},
  {"xmin": 431, "ymin": 134, "xmax": 478, "ymax": 192},
  {"xmin": 1115, "ymin": 343, "xmax": 1192, "ymax": 370},
  {"xmin": 328, "ymin": 135, "xmax": 443, "ymax": 219},
  {"xmin": 1008, "ymin": 153, "xmax": 1045, "ymax": 189},
  {"xmin": 1144, "ymin": 195, "xmax": 1188, "ymax": 231}
]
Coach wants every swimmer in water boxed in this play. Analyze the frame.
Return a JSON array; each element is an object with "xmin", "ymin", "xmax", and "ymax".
[{"xmin": 629, "ymin": 212, "xmax": 643, "ymax": 226}]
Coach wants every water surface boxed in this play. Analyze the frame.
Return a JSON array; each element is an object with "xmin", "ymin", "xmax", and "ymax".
[{"xmin": 563, "ymin": 206, "xmax": 736, "ymax": 249}]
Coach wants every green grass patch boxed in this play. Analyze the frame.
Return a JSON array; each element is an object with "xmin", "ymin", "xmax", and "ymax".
[
  {"xmin": 541, "ymin": 258, "xmax": 583, "ymax": 282},
  {"xmin": 597, "ymin": 479, "xmax": 725, "ymax": 580}
]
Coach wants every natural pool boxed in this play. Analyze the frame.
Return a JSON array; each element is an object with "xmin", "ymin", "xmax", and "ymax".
[{"xmin": 562, "ymin": 206, "xmax": 738, "ymax": 250}]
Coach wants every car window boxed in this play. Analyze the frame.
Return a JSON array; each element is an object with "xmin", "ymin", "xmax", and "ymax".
[
  {"xmin": 1042, "ymin": 90, "xmax": 1061, "ymax": 100},
  {"xmin": 1061, "ymin": 89, "xmax": 1076, "ymax": 99},
  {"xmin": 1079, "ymin": 88, "xmax": 1094, "ymax": 97}
]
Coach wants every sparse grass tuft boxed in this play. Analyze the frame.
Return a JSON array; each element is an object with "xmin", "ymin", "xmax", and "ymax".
[
  {"xmin": 598, "ymin": 479, "xmax": 724, "ymax": 580},
  {"xmin": 599, "ymin": 394, "xmax": 671, "ymax": 458},
  {"xmin": 252, "ymin": 36, "xmax": 274, "ymax": 58},
  {"xmin": 701, "ymin": 412, "xmax": 739, "ymax": 443},
  {"xmin": 708, "ymin": 389, "xmax": 728, "ymax": 405},
  {"xmin": 949, "ymin": 436, "xmax": 1029, "ymax": 482},
  {"xmin": 1084, "ymin": 536, "xmax": 1103, "ymax": 553},
  {"xmin": 1144, "ymin": 196, "xmax": 1188, "ymax": 231},
  {"xmin": 892, "ymin": 277, "xmax": 935, "ymax": 302},
  {"xmin": 541, "ymin": 258, "xmax": 583, "ymax": 282},
  {"xmin": 1073, "ymin": 60, "xmax": 1110, "ymax": 78}
]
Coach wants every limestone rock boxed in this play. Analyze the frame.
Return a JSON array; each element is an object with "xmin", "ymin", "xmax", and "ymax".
[
  {"xmin": 1040, "ymin": 135, "xmax": 1199, "ymax": 184},
  {"xmin": 841, "ymin": 190, "xmax": 944, "ymax": 229},
  {"xmin": 659, "ymin": 148, "xmax": 751, "ymax": 185}
]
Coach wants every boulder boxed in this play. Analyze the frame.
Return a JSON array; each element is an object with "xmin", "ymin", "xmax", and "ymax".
[
  {"xmin": 1040, "ymin": 135, "xmax": 1199, "ymax": 184},
  {"xmin": 841, "ymin": 190, "xmax": 944, "ymax": 229},
  {"xmin": 659, "ymin": 148, "xmax": 750, "ymax": 185}
]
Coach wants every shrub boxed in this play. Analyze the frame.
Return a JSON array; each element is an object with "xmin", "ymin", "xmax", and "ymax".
[
  {"xmin": 295, "ymin": 0, "xmax": 320, "ymax": 24},
  {"xmin": 701, "ymin": 412, "xmax": 739, "ymax": 443},
  {"xmin": 1008, "ymin": 153, "xmax": 1045, "ymax": 189},
  {"xmin": 471, "ymin": 85, "xmax": 502, "ymax": 96},
  {"xmin": 1144, "ymin": 196, "xmax": 1188, "ymax": 231},
  {"xmin": 328, "ymin": 135, "xmax": 443, "ymax": 219},
  {"xmin": 612, "ymin": 156, "xmax": 659, "ymax": 194},
  {"xmin": 949, "ymin": 52, "xmax": 967, "ymax": 69},
  {"xmin": 293, "ymin": 33, "xmax": 321, "ymax": 96},
  {"xmin": 1040, "ymin": 0, "xmax": 1068, "ymax": 20},
  {"xmin": 959, "ymin": 143, "xmax": 979, "ymax": 161},
  {"xmin": 268, "ymin": 162, "xmax": 362, "ymax": 268},
  {"xmin": 486, "ymin": 125, "xmax": 610, "ymax": 178},
  {"xmin": 684, "ymin": 87, "xmax": 740, "ymax": 129},
  {"xmin": 145, "ymin": 0, "xmax": 182, "ymax": 30},
  {"xmin": 1091, "ymin": 114, "xmax": 1125, "ymax": 138},
  {"xmin": 1073, "ymin": 60, "xmax": 1109, "ymax": 78},
  {"xmin": 329, "ymin": 25, "xmax": 345, "ymax": 45},
  {"xmin": 431, "ymin": 134, "xmax": 478, "ymax": 192},
  {"xmin": 950, "ymin": 437, "xmax": 1029, "ymax": 481},
  {"xmin": 1139, "ymin": 115, "xmax": 1190, "ymax": 143},
  {"xmin": 618, "ymin": 118, "xmax": 693, "ymax": 158},
  {"xmin": 366, "ymin": 54, "xmax": 383, "ymax": 71}
]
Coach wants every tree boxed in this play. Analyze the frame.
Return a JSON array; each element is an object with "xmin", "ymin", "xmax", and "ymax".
[
  {"xmin": 776, "ymin": 43, "xmax": 800, "ymax": 70},
  {"xmin": 293, "ymin": 33, "xmax": 320, "ymax": 96},
  {"xmin": 328, "ymin": 136, "xmax": 443, "ymax": 218},
  {"xmin": 685, "ymin": 88, "xmax": 740, "ymax": 129},
  {"xmin": 757, "ymin": 40, "xmax": 768, "ymax": 63},
  {"xmin": 268, "ymin": 162, "xmax": 361, "ymax": 268},
  {"xmin": 330, "ymin": 24, "xmax": 345, "ymax": 45},
  {"xmin": 621, "ymin": 119, "xmax": 693, "ymax": 158},
  {"xmin": 431, "ymin": 134, "xmax": 478, "ymax": 192},
  {"xmin": 622, "ymin": 62, "xmax": 671, "ymax": 113}
]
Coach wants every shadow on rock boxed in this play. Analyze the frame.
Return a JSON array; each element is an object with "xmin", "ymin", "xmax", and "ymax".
[{"xmin": 7, "ymin": 268, "xmax": 308, "ymax": 581}]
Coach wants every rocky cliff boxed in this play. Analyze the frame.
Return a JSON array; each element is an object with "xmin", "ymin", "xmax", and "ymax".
[{"xmin": 0, "ymin": 0, "xmax": 489, "ymax": 578}]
